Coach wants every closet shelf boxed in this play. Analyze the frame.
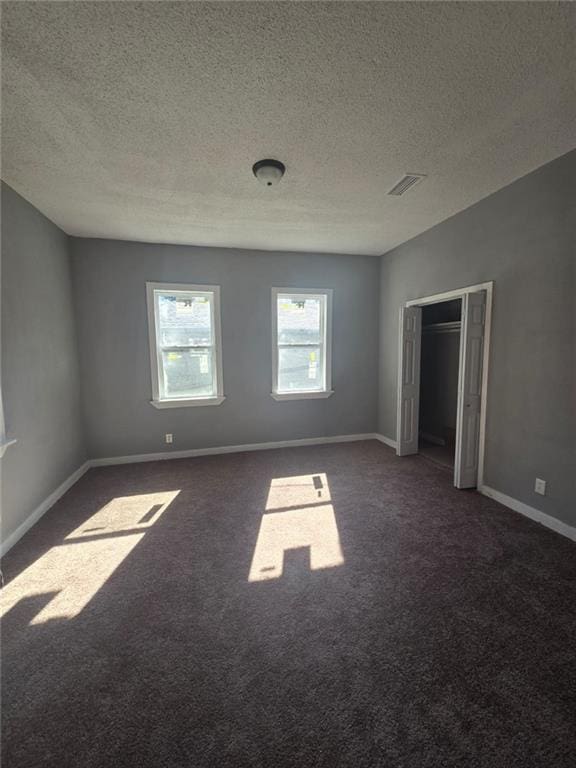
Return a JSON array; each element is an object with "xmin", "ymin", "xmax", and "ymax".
[{"xmin": 423, "ymin": 321, "xmax": 461, "ymax": 334}]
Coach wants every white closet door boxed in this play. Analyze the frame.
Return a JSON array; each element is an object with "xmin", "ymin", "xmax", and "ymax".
[
  {"xmin": 396, "ymin": 306, "xmax": 422, "ymax": 456},
  {"xmin": 454, "ymin": 291, "xmax": 485, "ymax": 488}
]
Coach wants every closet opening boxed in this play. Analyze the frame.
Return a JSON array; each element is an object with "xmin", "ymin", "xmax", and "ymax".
[
  {"xmin": 396, "ymin": 281, "xmax": 493, "ymax": 490},
  {"xmin": 418, "ymin": 299, "xmax": 462, "ymax": 470}
]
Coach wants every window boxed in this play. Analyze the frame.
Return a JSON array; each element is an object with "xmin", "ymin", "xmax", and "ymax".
[
  {"xmin": 271, "ymin": 288, "xmax": 333, "ymax": 400},
  {"xmin": 146, "ymin": 283, "xmax": 224, "ymax": 408},
  {"xmin": 0, "ymin": 395, "xmax": 17, "ymax": 457}
]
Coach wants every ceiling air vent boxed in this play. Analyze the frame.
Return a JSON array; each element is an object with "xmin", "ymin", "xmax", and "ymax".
[{"xmin": 387, "ymin": 173, "xmax": 427, "ymax": 196}]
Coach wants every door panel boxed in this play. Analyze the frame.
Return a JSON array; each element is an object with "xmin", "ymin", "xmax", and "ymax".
[
  {"xmin": 396, "ymin": 306, "xmax": 422, "ymax": 456},
  {"xmin": 454, "ymin": 291, "xmax": 485, "ymax": 488}
]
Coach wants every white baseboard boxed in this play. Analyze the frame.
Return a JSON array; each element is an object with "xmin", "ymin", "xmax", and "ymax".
[
  {"xmin": 480, "ymin": 485, "xmax": 576, "ymax": 543},
  {"xmin": 1, "ymin": 461, "xmax": 91, "ymax": 557},
  {"xmin": 89, "ymin": 433, "xmax": 378, "ymax": 467},
  {"xmin": 373, "ymin": 433, "xmax": 398, "ymax": 450}
]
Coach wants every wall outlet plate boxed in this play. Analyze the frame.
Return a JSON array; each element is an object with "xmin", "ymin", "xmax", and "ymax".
[
  {"xmin": 165, "ymin": 433, "xmax": 173, "ymax": 444},
  {"xmin": 534, "ymin": 478, "xmax": 546, "ymax": 496}
]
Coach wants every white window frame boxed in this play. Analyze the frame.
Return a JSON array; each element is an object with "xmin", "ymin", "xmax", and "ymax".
[
  {"xmin": 271, "ymin": 287, "xmax": 334, "ymax": 401},
  {"xmin": 0, "ymin": 397, "xmax": 17, "ymax": 458},
  {"xmin": 146, "ymin": 282, "xmax": 225, "ymax": 408}
]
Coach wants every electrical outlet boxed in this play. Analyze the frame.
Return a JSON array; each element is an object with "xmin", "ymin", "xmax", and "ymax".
[
  {"xmin": 534, "ymin": 478, "xmax": 546, "ymax": 496},
  {"xmin": 165, "ymin": 433, "xmax": 173, "ymax": 444}
]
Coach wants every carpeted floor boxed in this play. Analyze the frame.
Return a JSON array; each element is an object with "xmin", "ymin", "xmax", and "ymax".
[
  {"xmin": 418, "ymin": 439, "xmax": 455, "ymax": 470},
  {"xmin": 2, "ymin": 440, "xmax": 575, "ymax": 767}
]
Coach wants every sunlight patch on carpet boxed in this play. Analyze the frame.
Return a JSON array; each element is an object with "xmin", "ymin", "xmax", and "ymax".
[
  {"xmin": 248, "ymin": 474, "xmax": 343, "ymax": 581},
  {"xmin": 0, "ymin": 491, "xmax": 180, "ymax": 625}
]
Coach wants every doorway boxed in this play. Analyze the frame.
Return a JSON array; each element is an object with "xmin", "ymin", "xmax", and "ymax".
[
  {"xmin": 419, "ymin": 299, "xmax": 462, "ymax": 470},
  {"xmin": 396, "ymin": 282, "xmax": 493, "ymax": 489}
]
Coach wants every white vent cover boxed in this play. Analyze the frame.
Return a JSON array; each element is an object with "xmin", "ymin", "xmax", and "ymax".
[{"xmin": 387, "ymin": 173, "xmax": 427, "ymax": 196}]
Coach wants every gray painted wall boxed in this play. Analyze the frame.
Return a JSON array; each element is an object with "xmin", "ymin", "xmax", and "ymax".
[
  {"xmin": 70, "ymin": 239, "xmax": 380, "ymax": 459},
  {"xmin": 3, "ymin": 151, "xmax": 573, "ymax": 541},
  {"xmin": 1, "ymin": 184, "xmax": 86, "ymax": 542},
  {"xmin": 379, "ymin": 150, "xmax": 576, "ymax": 527}
]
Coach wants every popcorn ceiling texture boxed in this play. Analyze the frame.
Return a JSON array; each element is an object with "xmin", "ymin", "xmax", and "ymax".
[{"xmin": 2, "ymin": 1, "xmax": 575, "ymax": 255}]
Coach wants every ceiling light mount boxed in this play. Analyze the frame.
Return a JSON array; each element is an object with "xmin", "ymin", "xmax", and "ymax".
[{"xmin": 252, "ymin": 159, "xmax": 286, "ymax": 187}]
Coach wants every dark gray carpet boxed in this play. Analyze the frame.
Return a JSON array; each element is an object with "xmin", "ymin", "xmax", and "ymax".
[{"xmin": 2, "ymin": 441, "xmax": 575, "ymax": 767}]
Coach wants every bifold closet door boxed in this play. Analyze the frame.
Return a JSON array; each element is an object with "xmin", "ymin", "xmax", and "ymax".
[
  {"xmin": 396, "ymin": 306, "xmax": 422, "ymax": 456},
  {"xmin": 454, "ymin": 291, "xmax": 486, "ymax": 488}
]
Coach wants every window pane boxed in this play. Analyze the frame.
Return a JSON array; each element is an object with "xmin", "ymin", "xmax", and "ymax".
[
  {"xmin": 158, "ymin": 294, "xmax": 212, "ymax": 346},
  {"xmin": 278, "ymin": 345, "xmax": 323, "ymax": 392},
  {"xmin": 278, "ymin": 296, "xmax": 321, "ymax": 345},
  {"xmin": 161, "ymin": 349, "xmax": 215, "ymax": 398}
]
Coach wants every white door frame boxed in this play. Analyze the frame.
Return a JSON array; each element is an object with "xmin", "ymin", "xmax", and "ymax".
[{"xmin": 400, "ymin": 281, "xmax": 493, "ymax": 488}]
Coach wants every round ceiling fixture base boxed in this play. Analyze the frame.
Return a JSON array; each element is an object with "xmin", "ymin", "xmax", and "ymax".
[{"xmin": 252, "ymin": 159, "xmax": 286, "ymax": 187}]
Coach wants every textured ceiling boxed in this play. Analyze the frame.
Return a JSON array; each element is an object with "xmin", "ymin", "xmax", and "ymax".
[{"xmin": 2, "ymin": 1, "xmax": 575, "ymax": 256}]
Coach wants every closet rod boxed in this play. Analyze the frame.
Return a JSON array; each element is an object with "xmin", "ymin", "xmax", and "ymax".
[{"xmin": 422, "ymin": 321, "xmax": 461, "ymax": 334}]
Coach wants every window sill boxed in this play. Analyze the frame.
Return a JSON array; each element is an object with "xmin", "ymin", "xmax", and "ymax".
[
  {"xmin": 271, "ymin": 390, "xmax": 334, "ymax": 401},
  {"xmin": 0, "ymin": 438, "xmax": 17, "ymax": 458},
  {"xmin": 150, "ymin": 396, "xmax": 226, "ymax": 409}
]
